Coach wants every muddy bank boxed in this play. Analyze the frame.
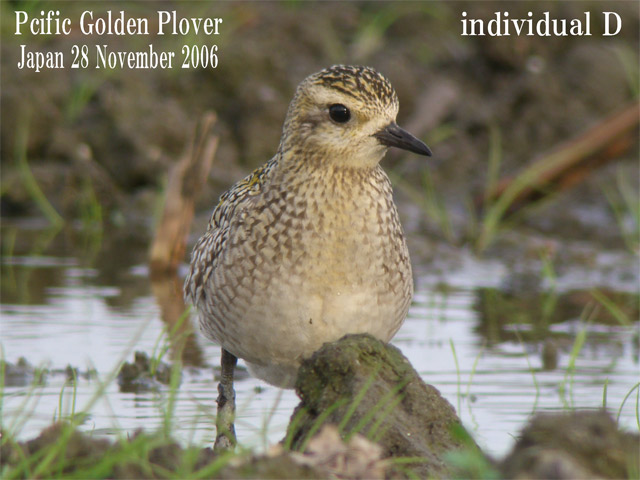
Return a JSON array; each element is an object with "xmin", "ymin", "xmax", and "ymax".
[
  {"xmin": 4, "ymin": 411, "xmax": 635, "ymax": 479},
  {"xmin": 1, "ymin": 422, "xmax": 370, "ymax": 479},
  {"xmin": 3, "ymin": 335, "xmax": 637, "ymax": 479},
  {"xmin": 501, "ymin": 410, "xmax": 640, "ymax": 479}
]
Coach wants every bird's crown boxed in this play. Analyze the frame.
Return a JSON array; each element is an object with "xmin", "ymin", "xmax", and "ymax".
[{"xmin": 304, "ymin": 65, "xmax": 399, "ymax": 112}]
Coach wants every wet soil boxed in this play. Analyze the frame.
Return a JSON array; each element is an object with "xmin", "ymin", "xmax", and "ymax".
[
  {"xmin": 500, "ymin": 410, "xmax": 640, "ymax": 479},
  {"xmin": 2, "ymin": 336, "xmax": 638, "ymax": 479}
]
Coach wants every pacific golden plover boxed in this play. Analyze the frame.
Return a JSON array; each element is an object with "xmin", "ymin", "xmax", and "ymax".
[{"xmin": 185, "ymin": 65, "xmax": 431, "ymax": 450}]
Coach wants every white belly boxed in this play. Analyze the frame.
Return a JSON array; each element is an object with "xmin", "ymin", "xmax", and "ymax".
[{"xmin": 211, "ymin": 276, "xmax": 409, "ymax": 388}]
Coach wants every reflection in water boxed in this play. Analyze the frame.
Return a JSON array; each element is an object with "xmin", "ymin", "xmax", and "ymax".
[
  {"xmin": 476, "ymin": 287, "xmax": 638, "ymax": 369},
  {"xmin": 1, "ymin": 223, "xmax": 639, "ymax": 456},
  {"xmin": 150, "ymin": 271, "xmax": 204, "ymax": 368}
]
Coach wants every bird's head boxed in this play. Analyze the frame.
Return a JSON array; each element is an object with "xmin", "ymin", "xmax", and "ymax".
[{"xmin": 279, "ymin": 65, "xmax": 431, "ymax": 169}]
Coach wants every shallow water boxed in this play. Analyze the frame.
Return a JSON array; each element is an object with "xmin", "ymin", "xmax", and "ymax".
[{"xmin": 1, "ymin": 219, "xmax": 638, "ymax": 457}]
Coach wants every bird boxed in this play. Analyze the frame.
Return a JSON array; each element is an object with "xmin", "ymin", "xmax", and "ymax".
[{"xmin": 185, "ymin": 64, "xmax": 432, "ymax": 450}]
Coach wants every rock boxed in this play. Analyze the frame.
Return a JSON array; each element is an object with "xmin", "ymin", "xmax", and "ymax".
[
  {"xmin": 285, "ymin": 333, "xmax": 474, "ymax": 478},
  {"xmin": 0, "ymin": 357, "xmax": 44, "ymax": 387},
  {"xmin": 500, "ymin": 410, "xmax": 640, "ymax": 479},
  {"xmin": 116, "ymin": 351, "xmax": 175, "ymax": 393}
]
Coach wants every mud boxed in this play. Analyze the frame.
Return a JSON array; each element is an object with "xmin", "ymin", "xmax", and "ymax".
[
  {"xmin": 3, "ymin": 337, "xmax": 637, "ymax": 479},
  {"xmin": 0, "ymin": 421, "xmax": 365, "ymax": 479},
  {"xmin": 500, "ymin": 410, "xmax": 640, "ymax": 479}
]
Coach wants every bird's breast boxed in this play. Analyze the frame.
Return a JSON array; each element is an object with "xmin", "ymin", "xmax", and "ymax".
[
  {"xmin": 269, "ymin": 174, "xmax": 399, "ymax": 283},
  {"xmin": 203, "ymin": 168, "xmax": 412, "ymax": 373}
]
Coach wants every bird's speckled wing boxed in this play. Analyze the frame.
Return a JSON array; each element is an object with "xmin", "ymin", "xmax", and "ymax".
[{"xmin": 184, "ymin": 157, "xmax": 277, "ymax": 305}]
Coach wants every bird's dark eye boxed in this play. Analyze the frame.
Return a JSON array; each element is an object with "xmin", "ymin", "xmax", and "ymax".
[{"xmin": 329, "ymin": 104, "xmax": 351, "ymax": 123}]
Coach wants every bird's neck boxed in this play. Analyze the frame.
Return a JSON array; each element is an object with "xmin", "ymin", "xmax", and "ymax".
[
  {"xmin": 276, "ymin": 149, "xmax": 381, "ymax": 188},
  {"xmin": 277, "ymin": 128, "xmax": 386, "ymax": 170},
  {"xmin": 268, "ymin": 150, "xmax": 392, "ymax": 210}
]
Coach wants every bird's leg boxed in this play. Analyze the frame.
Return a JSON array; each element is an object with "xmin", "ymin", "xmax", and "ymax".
[{"xmin": 214, "ymin": 348, "xmax": 238, "ymax": 452}]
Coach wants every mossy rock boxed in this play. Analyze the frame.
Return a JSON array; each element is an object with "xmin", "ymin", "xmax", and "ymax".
[
  {"xmin": 501, "ymin": 410, "xmax": 640, "ymax": 479},
  {"xmin": 286, "ymin": 333, "xmax": 475, "ymax": 478},
  {"xmin": 117, "ymin": 351, "xmax": 174, "ymax": 393}
]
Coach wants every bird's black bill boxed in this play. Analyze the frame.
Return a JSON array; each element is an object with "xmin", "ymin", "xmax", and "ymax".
[{"xmin": 374, "ymin": 122, "xmax": 432, "ymax": 156}]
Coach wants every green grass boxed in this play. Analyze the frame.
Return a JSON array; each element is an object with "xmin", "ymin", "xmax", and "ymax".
[
  {"xmin": 444, "ymin": 423, "xmax": 500, "ymax": 480},
  {"xmin": 513, "ymin": 327, "xmax": 541, "ymax": 413},
  {"xmin": 614, "ymin": 44, "xmax": 640, "ymax": 98},
  {"xmin": 449, "ymin": 338, "xmax": 462, "ymax": 415},
  {"xmin": 591, "ymin": 289, "xmax": 633, "ymax": 326},
  {"xmin": 559, "ymin": 304, "xmax": 598, "ymax": 410},
  {"xmin": 390, "ymin": 168, "xmax": 456, "ymax": 243},
  {"xmin": 295, "ymin": 398, "xmax": 348, "ymax": 452},
  {"xmin": 538, "ymin": 250, "xmax": 559, "ymax": 329},
  {"xmin": 0, "ymin": 224, "xmax": 65, "ymax": 306},
  {"xmin": 603, "ymin": 167, "xmax": 640, "ymax": 255},
  {"xmin": 349, "ymin": 377, "xmax": 408, "ymax": 443},
  {"xmin": 0, "ymin": 319, "xmax": 240, "ymax": 479},
  {"xmin": 392, "ymin": 121, "xmax": 557, "ymax": 251},
  {"xmin": 65, "ymin": 81, "xmax": 100, "ymax": 123},
  {"xmin": 336, "ymin": 369, "xmax": 378, "ymax": 434},
  {"xmin": 55, "ymin": 369, "xmax": 78, "ymax": 423},
  {"xmin": 2, "ymin": 359, "xmax": 48, "ymax": 438},
  {"xmin": 394, "ymin": 112, "xmax": 638, "ymax": 257},
  {"xmin": 258, "ymin": 387, "xmax": 284, "ymax": 450},
  {"xmin": 77, "ymin": 177, "xmax": 105, "ymax": 257},
  {"xmin": 602, "ymin": 378, "xmax": 609, "ymax": 409},
  {"xmin": 2, "ymin": 280, "xmax": 638, "ymax": 479},
  {"xmin": 281, "ymin": 406, "xmax": 306, "ymax": 451},
  {"xmin": 617, "ymin": 382, "xmax": 640, "ymax": 429},
  {"xmin": 14, "ymin": 115, "xmax": 64, "ymax": 228},
  {"xmin": 465, "ymin": 344, "xmax": 485, "ymax": 431},
  {"xmin": 367, "ymin": 388, "xmax": 405, "ymax": 444},
  {"xmin": 162, "ymin": 357, "xmax": 183, "ymax": 439},
  {"xmin": 3, "ymin": 330, "xmax": 639, "ymax": 479},
  {"xmin": 10, "ymin": 94, "xmax": 108, "ymax": 261},
  {"xmin": 2, "ymin": 421, "xmax": 236, "ymax": 480},
  {"xmin": 483, "ymin": 124, "xmax": 503, "ymax": 209}
]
